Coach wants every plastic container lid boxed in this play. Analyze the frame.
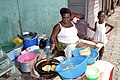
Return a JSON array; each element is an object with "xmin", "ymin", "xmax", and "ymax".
[
  {"xmin": 18, "ymin": 52, "xmax": 37, "ymax": 63},
  {"xmin": 0, "ymin": 42, "xmax": 16, "ymax": 53}
]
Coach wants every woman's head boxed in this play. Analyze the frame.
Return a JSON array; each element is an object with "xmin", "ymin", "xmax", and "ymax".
[
  {"xmin": 98, "ymin": 11, "xmax": 105, "ymax": 23},
  {"xmin": 60, "ymin": 8, "xmax": 72, "ymax": 23}
]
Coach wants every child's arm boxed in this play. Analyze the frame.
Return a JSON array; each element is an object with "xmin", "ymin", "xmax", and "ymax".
[
  {"xmin": 105, "ymin": 23, "xmax": 114, "ymax": 34},
  {"xmin": 87, "ymin": 23, "xmax": 96, "ymax": 32}
]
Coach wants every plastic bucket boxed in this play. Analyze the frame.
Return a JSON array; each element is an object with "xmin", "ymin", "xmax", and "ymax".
[
  {"xmin": 18, "ymin": 32, "xmax": 38, "ymax": 50},
  {"xmin": 0, "ymin": 42, "xmax": 16, "ymax": 64},
  {"xmin": 23, "ymin": 36, "xmax": 38, "ymax": 49}
]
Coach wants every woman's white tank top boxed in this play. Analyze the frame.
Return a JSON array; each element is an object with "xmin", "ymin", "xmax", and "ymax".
[{"xmin": 57, "ymin": 22, "xmax": 79, "ymax": 44}]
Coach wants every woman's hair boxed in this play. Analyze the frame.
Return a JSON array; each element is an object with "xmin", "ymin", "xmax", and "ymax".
[
  {"xmin": 60, "ymin": 8, "xmax": 72, "ymax": 16},
  {"xmin": 98, "ymin": 10, "xmax": 105, "ymax": 17}
]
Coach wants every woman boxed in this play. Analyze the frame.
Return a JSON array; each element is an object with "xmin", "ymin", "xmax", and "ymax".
[{"xmin": 50, "ymin": 8, "xmax": 93, "ymax": 51}]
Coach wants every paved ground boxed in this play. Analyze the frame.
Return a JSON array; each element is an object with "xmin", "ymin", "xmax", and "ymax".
[{"xmin": 102, "ymin": 6, "xmax": 120, "ymax": 80}]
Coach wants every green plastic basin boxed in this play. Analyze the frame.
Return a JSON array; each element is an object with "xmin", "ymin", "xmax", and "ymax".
[
  {"xmin": 0, "ymin": 42, "xmax": 16, "ymax": 53},
  {"xmin": 86, "ymin": 67, "xmax": 100, "ymax": 80}
]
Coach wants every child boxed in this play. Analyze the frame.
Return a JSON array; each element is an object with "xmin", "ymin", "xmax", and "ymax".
[{"xmin": 87, "ymin": 11, "xmax": 114, "ymax": 59}]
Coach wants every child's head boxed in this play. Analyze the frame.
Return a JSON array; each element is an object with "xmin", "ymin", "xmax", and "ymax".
[{"xmin": 97, "ymin": 11, "xmax": 105, "ymax": 23}]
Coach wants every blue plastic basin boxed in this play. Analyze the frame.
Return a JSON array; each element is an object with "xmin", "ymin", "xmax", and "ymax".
[
  {"xmin": 72, "ymin": 48, "xmax": 99, "ymax": 65},
  {"xmin": 54, "ymin": 56, "xmax": 87, "ymax": 79}
]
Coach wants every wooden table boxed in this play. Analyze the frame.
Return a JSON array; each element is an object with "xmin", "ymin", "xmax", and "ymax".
[{"xmin": 23, "ymin": 40, "xmax": 105, "ymax": 80}]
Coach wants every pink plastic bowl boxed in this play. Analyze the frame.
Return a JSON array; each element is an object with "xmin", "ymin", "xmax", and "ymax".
[{"xmin": 18, "ymin": 52, "xmax": 37, "ymax": 63}]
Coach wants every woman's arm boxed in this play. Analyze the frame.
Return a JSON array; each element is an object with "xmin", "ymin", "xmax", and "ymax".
[
  {"xmin": 50, "ymin": 24, "xmax": 60, "ymax": 50},
  {"xmin": 76, "ymin": 27, "xmax": 93, "ymax": 41},
  {"xmin": 105, "ymin": 23, "xmax": 114, "ymax": 34},
  {"xmin": 76, "ymin": 26, "xmax": 98, "ymax": 43},
  {"xmin": 87, "ymin": 23, "xmax": 96, "ymax": 32}
]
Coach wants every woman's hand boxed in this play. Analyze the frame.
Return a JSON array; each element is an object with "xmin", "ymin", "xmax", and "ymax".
[
  {"xmin": 84, "ymin": 36, "xmax": 89, "ymax": 40},
  {"xmin": 84, "ymin": 36, "xmax": 93, "ymax": 41},
  {"xmin": 50, "ymin": 44, "xmax": 55, "ymax": 50},
  {"xmin": 84, "ymin": 36, "xmax": 98, "ymax": 43}
]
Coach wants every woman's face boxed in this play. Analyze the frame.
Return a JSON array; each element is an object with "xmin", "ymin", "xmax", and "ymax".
[
  {"xmin": 62, "ymin": 13, "xmax": 71, "ymax": 24},
  {"xmin": 98, "ymin": 12, "xmax": 105, "ymax": 23}
]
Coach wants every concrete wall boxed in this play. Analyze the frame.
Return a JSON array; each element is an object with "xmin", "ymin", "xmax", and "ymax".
[
  {"xmin": 0, "ymin": 0, "xmax": 68, "ymax": 43},
  {"xmin": 68, "ymin": 0, "xmax": 86, "ymax": 22},
  {"xmin": 68, "ymin": 0, "xmax": 103, "ymax": 37}
]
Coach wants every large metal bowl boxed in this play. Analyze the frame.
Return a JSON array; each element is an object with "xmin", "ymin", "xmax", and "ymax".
[
  {"xmin": 34, "ymin": 58, "xmax": 60, "ymax": 79},
  {"xmin": 17, "ymin": 52, "xmax": 37, "ymax": 72}
]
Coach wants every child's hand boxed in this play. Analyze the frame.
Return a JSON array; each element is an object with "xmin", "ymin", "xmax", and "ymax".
[
  {"xmin": 85, "ymin": 22, "xmax": 90, "ymax": 27},
  {"xmin": 86, "ymin": 23, "xmax": 89, "ymax": 27}
]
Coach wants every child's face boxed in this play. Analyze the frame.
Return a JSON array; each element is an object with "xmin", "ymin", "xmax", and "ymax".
[{"xmin": 98, "ymin": 12, "xmax": 105, "ymax": 23}]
